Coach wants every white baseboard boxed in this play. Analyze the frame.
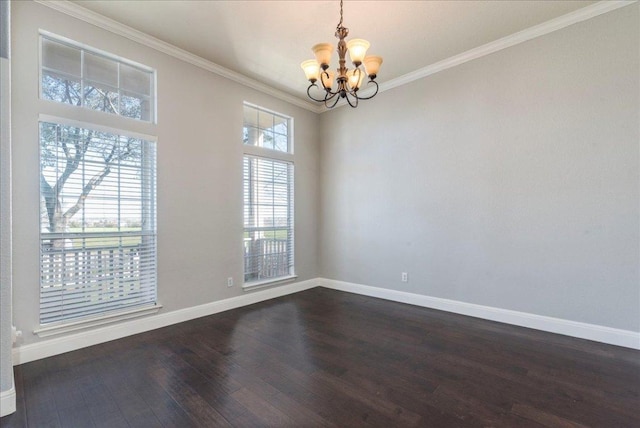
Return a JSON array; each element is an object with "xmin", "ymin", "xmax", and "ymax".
[
  {"xmin": 319, "ymin": 278, "xmax": 640, "ymax": 350},
  {"xmin": 12, "ymin": 279, "xmax": 320, "ymax": 365},
  {"xmin": 11, "ymin": 277, "xmax": 639, "ymax": 365},
  {"xmin": 0, "ymin": 382, "xmax": 16, "ymax": 417}
]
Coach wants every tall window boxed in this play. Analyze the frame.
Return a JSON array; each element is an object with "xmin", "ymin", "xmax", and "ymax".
[
  {"xmin": 38, "ymin": 33, "xmax": 157, "ymax": 327},
  {"xmin": 41, "ymin": 34, "xmax": 155, "ymax": 122},
  {"xmin": 243, "ymin": 103, "xmax": 294, "ymax": 285}
]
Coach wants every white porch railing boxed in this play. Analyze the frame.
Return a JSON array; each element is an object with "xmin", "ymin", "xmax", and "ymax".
[{"xmin": 243, "ymin": 238, "xmax": 290, "ymax": 282}]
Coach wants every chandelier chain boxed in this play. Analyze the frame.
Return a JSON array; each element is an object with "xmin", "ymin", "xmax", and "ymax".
[{"xmin": 337, "ymin": 0, "xmax": 344, "ymax": 29}]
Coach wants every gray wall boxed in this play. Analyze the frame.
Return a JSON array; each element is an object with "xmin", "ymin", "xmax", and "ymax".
[
  {"xmin": 1, "ymin": 0, "xmax": 13, "ymax": 401},
  {"xmin": 8, "ymin": 0, "xmax": 639, "ymax": 356},
  {"xmin": 11, "ymin": 1, "xmax": 320, "ymax": 347},
  {"xmin": 320, "ymin": 4, "xmax": 639, "ymax": 332}
]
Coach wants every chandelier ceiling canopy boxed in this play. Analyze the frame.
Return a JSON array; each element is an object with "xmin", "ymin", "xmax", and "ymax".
[{"xmin": 301, "ymin": 0, "xmax": 383, "ymax": 109}]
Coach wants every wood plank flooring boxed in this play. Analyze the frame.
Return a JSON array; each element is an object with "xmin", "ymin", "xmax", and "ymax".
[{"xmin": 2, "ymin": 287, "xmax": 638, "ymax": 427}]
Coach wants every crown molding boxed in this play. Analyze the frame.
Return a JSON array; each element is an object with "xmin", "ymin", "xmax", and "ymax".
[
  {"xmin": 319, "ymin": 0, "xmax": 636, "ymax": 113},
  {"xmin": 34, "ymin": 0, "xmax": 634, "ymax": 116},
  {"xmin": 33, "ymin": 0, "xmax": 324, "ymax": 114}
]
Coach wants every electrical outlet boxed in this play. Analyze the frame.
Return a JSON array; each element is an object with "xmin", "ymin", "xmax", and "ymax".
[
  {"xmin": 401, "ymin": 272, "xmax": 408, "ymax": 282},
  {"xmin": 227, "ymin": 277, "xmax": 234, "ymax": 287}
]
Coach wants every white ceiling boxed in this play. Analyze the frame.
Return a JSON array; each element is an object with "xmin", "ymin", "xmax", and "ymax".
[{"xmin": 72, "ymin": 0, "xmax": 596, "ymax": 102}]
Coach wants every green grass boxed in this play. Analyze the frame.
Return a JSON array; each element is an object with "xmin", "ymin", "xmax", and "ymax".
[
  {"xmin": 67, "ymin": 227, "xmax": 145, "ymax": 248},
  {"xmin": 63, "ymin": 227, "xmax": 289, "ymax": 249},
  {"xmin": 244, "ymin": 229, "xmax": 289, "ymax": 240}
]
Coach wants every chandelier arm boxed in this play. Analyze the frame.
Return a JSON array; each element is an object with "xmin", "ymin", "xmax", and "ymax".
[
  {"xmin": 308, "ymin": 82, "xmax": 342, "ymax": 104},
  {"xmin": 355, "ymin": 67, "xmax": 364, "ymax": 85},
  {"xmin": 345, "ymin": 92, "xmax": 359, "ymax": 108},
  {"xmin": 352, "ymin": 80, "xmax": 379, "ymax": 100},
  {"xmin": 319, "ymin": 70, "xmax": 330, "ymax": 90},
  {"xmin": 325, "ymin": 93, "xmax": 342, "ymax": 109},
  {"xmin": 323, "ymin": 89, "xmax": 340, "ymax": 105},
  {"xmin": 320, "ymin": 70, "xmax": 342, "ymax": 97},
  {"xmin": 325, "ymin": 89, "xmax": 340, "ymax": 101},
  {"xmin": 307, "ymin": 83, "xmax": 330, "ymax": 102}
]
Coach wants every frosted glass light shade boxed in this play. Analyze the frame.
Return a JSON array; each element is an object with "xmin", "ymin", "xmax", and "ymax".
[
  {"xmin": 301, "ymin": 60, "xmax": 320, "ymax": 82},
  {"xmin": 312, "ymin": 43, "xmax": 333, "ymax": 67},
  {"xmin": 346, "ymin": 69, "xmax": 365, "ymax": 90},
  {"xmin": 346, "ymin": 39, "xmax": 370, "ymax": 65},
  {"xmin": 363, "ymin": 55, "xmax": 383, "ymax": 78},
  {"xmin": 321, "ymin": 70, "xmax": 335, "ymax": 90}
]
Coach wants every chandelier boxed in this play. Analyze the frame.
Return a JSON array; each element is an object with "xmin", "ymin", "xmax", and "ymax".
[{"xmin": 301, "ymin": 0, "xmax": 383, "ymax": 108}]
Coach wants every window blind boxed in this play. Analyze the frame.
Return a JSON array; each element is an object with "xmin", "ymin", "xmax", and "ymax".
[
  {"xmin": 243, "ymin": 156, "xmax": 294, "ymax": 283},
  {"xmin": 39, "ymin": 122, "xmax": 157, "ymax": 325}
]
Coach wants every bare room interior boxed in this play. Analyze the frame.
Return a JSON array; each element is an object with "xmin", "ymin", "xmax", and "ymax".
[{"xmin": 1, "ymin": 0, "xmax": 638, "ymax": 426}]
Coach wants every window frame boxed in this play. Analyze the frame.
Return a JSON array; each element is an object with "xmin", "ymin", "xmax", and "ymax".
[
  {"xmin": 39, "ymin": 31, "xmax": 157, "ymax": 124},
  {"xmin": 242, "ymin": 102, "xmax": 294, "ymax": 159},
  {"xmin": 34, "ymin": 31, "xmax": 159, "ymax": 335},
  {"xmin": 242, "ymin": 102, "xmax": 295, "ymax": 288}
]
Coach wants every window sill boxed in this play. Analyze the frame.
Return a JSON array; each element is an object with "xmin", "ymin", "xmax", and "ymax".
[
  {"xmin": 34, "ymin": 304, "xmax": 163, "ymax": 338},
  {"xmin": 243, "ymin": 275, "xmax": 298, "ymax": 291}
]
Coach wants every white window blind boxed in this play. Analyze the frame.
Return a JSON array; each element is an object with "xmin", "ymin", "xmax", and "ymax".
[
  {"xmin": 41, "ymin": 35, "xmax": 154, "ymax": 122},
  {"xmin": 243, "ymin": 156, "xmax": 294, "ymax": 283},
  {"xmin": 39, "ymin": 122, "xmax": 157, "ymax": 325}
]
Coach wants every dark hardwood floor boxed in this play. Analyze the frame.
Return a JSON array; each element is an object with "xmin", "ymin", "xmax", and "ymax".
[{"xmin": 2, "ymin": 287, "xmax": 639, "ymax": 427}]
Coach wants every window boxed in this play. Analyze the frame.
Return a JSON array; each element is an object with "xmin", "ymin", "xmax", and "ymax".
[
  {"xmin": 242, "ymin": 104, "xmax": 294, "ymax": 285},
  {"xmin": 37, "ymin": 33, "xmax": 158, "ymax": 329},
  {"xmin": 41, "ymin": 34, "xmax": 155, "ymax": 122},
  {"xmin": 243, "ymin": 103, "xmax": 290, "ymax": 152},
  {"xmin": 39, "ymin": 122, "xmax": 157, "ymax": 325}
]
